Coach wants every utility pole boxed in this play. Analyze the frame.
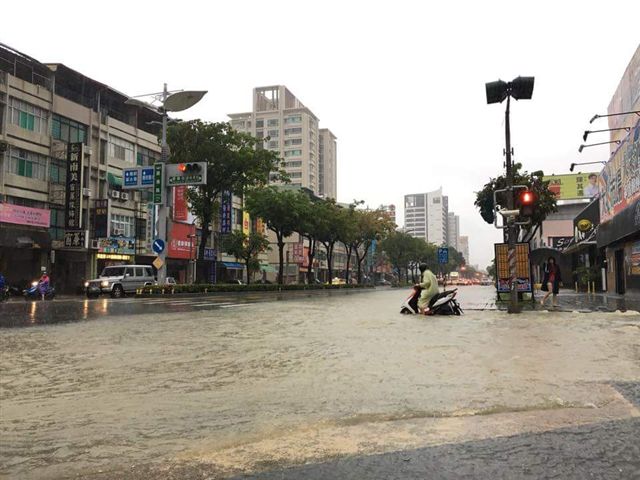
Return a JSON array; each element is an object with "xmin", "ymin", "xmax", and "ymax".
[{"xmin": 504, "ymin": 95, "xmax": 520, "ymax": 313}]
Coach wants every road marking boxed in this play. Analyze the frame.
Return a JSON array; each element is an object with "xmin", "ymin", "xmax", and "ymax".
[
  {"xmin": 190, "ymin": 302, "xmax": 235, "ymax": 307},
  {"xmin": 220, "ymin": 303, "xmax": 252, "ymax": 308}
]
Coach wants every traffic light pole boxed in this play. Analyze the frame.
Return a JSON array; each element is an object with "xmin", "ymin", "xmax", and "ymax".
[
  {"xmin": 504, "ymin": 95, "xmax": 520, "ymax": 314},
  {"xmin": 156, "ymin": 83, "xmax": 169, "ymax": 285}
]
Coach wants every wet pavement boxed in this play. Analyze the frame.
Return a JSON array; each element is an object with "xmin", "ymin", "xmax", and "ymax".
[{"xmin": 1, "ymin": 287, "xmax": 639, "ymax": 479}]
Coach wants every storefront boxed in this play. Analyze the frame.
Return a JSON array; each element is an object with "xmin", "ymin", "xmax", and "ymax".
[
  {"xmin": 95, "ymin": 237, "xmax": 136, "ymax": 274},
  {"xmin": 0, "ymin": 203, "xmax": 51, "ymax": 287},
  {"xmin": 167, "ymin": 222, "xmax": 197, "ymax": 284}
]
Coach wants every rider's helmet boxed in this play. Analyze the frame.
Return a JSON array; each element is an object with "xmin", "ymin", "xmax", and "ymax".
[{"xmin": 419, "ymin": 263, "xmax": 428, "ymax": 273}]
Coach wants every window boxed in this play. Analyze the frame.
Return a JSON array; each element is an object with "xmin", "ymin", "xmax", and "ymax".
[
  {"xmin": 233, "ymin": 208, "xmax": 243, "ymax": 226},
  {"xmin": 256, "ymin": 119, "xmax": 264, "ymax": 128},
  {"xmin": 51, "ymin": 114, "xmax": 87, "ymax": 144},
  {"xmin": 284, "ymin": 115, "xmax": 302, "ymax": 124},
  {"xmin": 267, "ymin": 119, "xmax": 279, "ymax": 127},
  {"xmin": 110, "ymin": 214, "xmax": 135, "ymax": 237},
  {"xmin": 284, "ymin": 138, "xmax": 302, "ymax": 146},
  {"xmin": 284, "ymin": 127, "xmax": 302, "ymax": 136},
  {"xmin": 49, "ymin": 208, "xmax": 65, "ymax": 241},
  {"xmin": 8, "ymin": 147, "xmax": 48, "ymax": 181},
  {"xmin": 268, "ymin": 140, "xmax": 279, "ymax": 150},
  {"xmin": 101, "ymin": 266, "xmax": 125, "ymax": 277},
  {"xmin": 255, "ymin": 130, "xmax": 264, "ymax": 139},
  {"xmin": 136, "ymin": 146, "xmax": 159, "ymax": 166},
  {"xmin": 267, "ymin": 129, "xmax": 279, "ymax": 138},
  {"xmin": 433, "ymin": 197, "xmax": 441, "ymax": 204},
  {"xmin": 289, "ymin": 171, "xmax": 302, "ymax": 178},
  {"xmin": 135, "ymin": 267, "xmax": 144, "ymax": 277},
  {"xmin": 9, "ymin": 98, "xmax": 48, "ymax": 134},
  {"xmin": 108, "ymin": 136, "xmax": 135, "ymax": 163},
  {"xmin": 285, "ymin": 161, "xmax": 302, "ymax": 168},
  {"xmin": 49, "ymin": 158, "xmax": 66, "ymax": 184},
  {"xmin": 284, "ymin": 149, "xmax": 302, "ymax": 157}
]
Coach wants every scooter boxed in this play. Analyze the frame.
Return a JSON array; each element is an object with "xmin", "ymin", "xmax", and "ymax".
[
  {"xmin": 23, "ymin": 281, "xmax": 56, "ymax": 301},
  {"xmin": 400, "ymin": 286, "xmax": 462, "ymax": 315}
]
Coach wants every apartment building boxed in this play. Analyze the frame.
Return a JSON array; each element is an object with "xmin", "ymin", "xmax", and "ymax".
[
  {"xmin": 447, "ymin": 212, "xmax": 459, "ymax": 250},
  {"xmin": 459, "ymin": 235, "xmax": 469, "ymax": 266},
  {"xmin": 404, "ymin": 188, "xmax": 448, "ymax": 245},
  {"xmin": 0, "ymin": 43, "xmax": 163, "ymax": 292},
  {"xmin": 318, "ymin": 128, "xmax": 337, "ymax": 199}
]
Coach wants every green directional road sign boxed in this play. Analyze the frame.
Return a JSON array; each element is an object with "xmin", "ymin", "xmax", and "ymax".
[{"xmin": 153, "ymin": 163, "xmax": 164, "ymax": 204}]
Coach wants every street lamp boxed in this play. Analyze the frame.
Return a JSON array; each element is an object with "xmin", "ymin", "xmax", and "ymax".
[
  {"xmin": 125, "ymin": 85, "xmax": 207, "ymax": 285},
  {"xmin": 578, "ymin": 140, "xmax": 620, "ymax": 153},
  {"xmin": 569, "ymin": 161, "xmax": 607, "ymax": 172},
  {"xmin": 589, "ymin": 110, "xmax": 640, "ymax": 124},
  {"xmin": 485, "ymin": 75, "xmax": 535, "ymax": 314},
  {"xmin": 583, "ymin": 127, "xmax": 630, "ymax": 142}
]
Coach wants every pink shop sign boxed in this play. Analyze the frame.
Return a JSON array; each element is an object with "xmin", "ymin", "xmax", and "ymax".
[{"xmin": 0, "ymin": 203, "xmax": 51, "ymax": 228}]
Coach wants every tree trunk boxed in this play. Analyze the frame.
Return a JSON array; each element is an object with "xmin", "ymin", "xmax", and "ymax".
[
  {"xmin": 344, "ymin": 242, "xmax": 352, "ymax": 284},
  {"xmin": 245, "ymin": 258, "xmax": 251, "ymax": 284},
  {"xmin": 277, "ymin": 232, "xmax": 285, "ymax": 285},
  {"xmin": 324, "ymin": 241, "xmax": 334, "ymax": 283},
  {"xmin": 306, "ymin": 237, "xmax": 316, "ymax": 284}
]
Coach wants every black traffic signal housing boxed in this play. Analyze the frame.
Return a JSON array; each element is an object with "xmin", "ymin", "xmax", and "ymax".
[
  {"xmin": 517, "ymin": 190, "xmax": 536, "ymax": 217},
  {"xmin": 178, "ymin": 163, "xmax": 202, "ymax": 174}
]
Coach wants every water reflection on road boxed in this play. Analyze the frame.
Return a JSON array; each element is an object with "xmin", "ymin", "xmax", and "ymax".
[{"xmin": 0, "ymin": 287, "xmax": 638, "ymax": 479}]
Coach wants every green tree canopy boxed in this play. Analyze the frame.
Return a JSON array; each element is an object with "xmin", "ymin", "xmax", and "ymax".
[{"xmin": 223, "ymin": 230, "xmax": 270, "ymax": 284}]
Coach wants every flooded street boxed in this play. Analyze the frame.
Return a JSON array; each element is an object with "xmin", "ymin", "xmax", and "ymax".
[{"xmin": 1, "ymin": 287, "xmax": 639, "ymax": 479}]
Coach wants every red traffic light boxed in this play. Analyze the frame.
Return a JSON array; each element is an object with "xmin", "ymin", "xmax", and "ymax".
[
  {"xmin": 520, "ymin": 191, "xmax": 535, "ymax": 204},
  {"xmin": 178, "ymin": 163, "xmax": 187, "ymax": 172}
]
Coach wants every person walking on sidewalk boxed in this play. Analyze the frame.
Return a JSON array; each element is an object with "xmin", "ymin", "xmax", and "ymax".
[{"xmin": 540, "ymin": 256, "xmax": 562, "ymax": 307}]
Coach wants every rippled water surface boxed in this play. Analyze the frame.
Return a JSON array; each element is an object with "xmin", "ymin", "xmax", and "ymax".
[{"xmin": 1, "ymin": 288, "xmax": 639, "ymax": 478}]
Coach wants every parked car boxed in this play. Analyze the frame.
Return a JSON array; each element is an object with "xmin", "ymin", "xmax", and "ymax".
[
  {"xmin": 165, "ymin": 277, "xmax": 177, "ymax": 286},
  {"xmin": 85, "ymin": 265, "xmax": 156, "ymax": 298}
]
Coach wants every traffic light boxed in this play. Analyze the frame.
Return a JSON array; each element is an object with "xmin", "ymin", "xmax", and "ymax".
[
  {"xmin": 518, "ymin": 190, "xmax": 536, "ymax": 217},
  {"xmin": 178, "ymin": 163, "xmax": 201, "ymax": 174}
]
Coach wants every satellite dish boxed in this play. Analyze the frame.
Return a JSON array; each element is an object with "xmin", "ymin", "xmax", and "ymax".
[{"xmin": 164, "ymin": 90, "xmax": 207, "ymax": 112}]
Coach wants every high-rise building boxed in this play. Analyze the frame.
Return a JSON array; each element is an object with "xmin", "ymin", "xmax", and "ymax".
[
  {"xmin": 459, "ymin": 235, "xmax": 469, "ymax": 266},
  {"xmin": 379, "ymin": 204, "xmax": 397, "ymax": 226},
  {"xmin": 447, "ymin": 212, "xmax": 459, "ymax": 251},
  {"xmin": 404, "ymin": 188, "xmax": 448, "ymax": 245},
  {"xmin": 318, "ymin": 129, "xmax": 337, "ymax": 199},
  {"xmin": 228, "ymin": 86, "xmax": 336, "ymax": 197}
]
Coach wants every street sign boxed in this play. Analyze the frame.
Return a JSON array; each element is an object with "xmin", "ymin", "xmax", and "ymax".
[
  {"xmin": 165, "ymin": 162, "xmax": 208, "ymax": 186},
  {"xmin": 153, "ymin": 163, "xmax": 164, "ymax": 204},
  {"xmin": 141, "ymin": 167, "xmax": 154, "ymax": 186},
  {"xmin": 152, "ymin": 256, "xmax": 164, "ymax": 270},
  {"xmin": 438, "ymin": 247, "xmax": 449, "ymax": 264},
  {"xmin": 204, "ymin": 247, "xmax": 217, "ymax": 261},
  {"xmin": 123, "ymin": 168, "xmax": 139, "ymax": 188},
  {"xmin": 152, "ymin": 238, "xmax": 166, "ymax": 254}
]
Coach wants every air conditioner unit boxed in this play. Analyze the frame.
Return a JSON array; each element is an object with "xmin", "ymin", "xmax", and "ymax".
[
  {"xmin": 84, "ymin": 148, "xmax": 93, "ymax": 156},
  {"xmin": 110, "ymin": 190, "xmax": 120, "ymax": 199},
  {"xmin": 82, "ymin": 188, "xmax": 92, "ymax": 197},
  {"xmin": 120, "ymin": 192, "xmax": 130, "ymax": 201},
  {"xmin": 0, "ymin": 141, "xmax": 7, "ymax": 153},
  {"xmin": 91, "ymin": 239, "xmax": 99, "ymax": 249},
  {"xmin": 112, "ymin": 228, "xmax": 124, "ymax": 236}
]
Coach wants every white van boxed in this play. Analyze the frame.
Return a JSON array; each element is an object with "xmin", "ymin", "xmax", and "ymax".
[{"xmin": 85, "ymin": 265, "xmax": 156, "ymax": 298}]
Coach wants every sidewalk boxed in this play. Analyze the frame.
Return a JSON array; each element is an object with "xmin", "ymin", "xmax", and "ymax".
[{"xmin": 493, "ymin": 290, "xmax": 640, "ymax": 313}]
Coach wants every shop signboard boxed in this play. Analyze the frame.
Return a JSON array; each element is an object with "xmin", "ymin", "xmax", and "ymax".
[
  {"xmin": 242, "ymin": 211, "xmax": 251, "ymax": 236},
  {"xmin": 173, "ymin": 185, "xmax": 189, "ymax": 222},
  {"xmin": 543, "ymin": 172, "xmax": 600, "ymax": 200},
  {"xmin": 0, "ymin": 203, "xmax": 51, "ymax": 228},
  {"xmin": 292, "ymin": 243, "xmax": 304, "ymax": 264},
  {"xmin": 64, "ymin": 142, "xmax": 84, "ymax": 229},
  {"xmin": 64, "ymin": 230, "xmax": 88, "ymax": 249},
  {"xmin": 93, "ymin": 199, "xmax": 109, "ymax": 238},
  {"xmin": 168, "ymin": 222, "xmax": 196, "ymax": 259},
  {"xmin": 97, "ymin": 237, "xmax": 135, "ymax": 255},
  {"xmin": 599, "ymin": 120, "xmax": 640, "ymax": 223},
  {"xmin": 550, "ymin": 236, "xmax": 573, "ymax": 250},
  {"xmin": 494, "ymin": 243, "xmax": 532, "ymax": 293},
  {"xmin": 220, "ymin": 191, "xmax": 232, "ymax": 234}
]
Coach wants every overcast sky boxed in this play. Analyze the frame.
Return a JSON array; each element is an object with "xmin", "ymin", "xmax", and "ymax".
[{"xmin": 3, "ymin": 0, "xmax": 639, "ymax": 269}]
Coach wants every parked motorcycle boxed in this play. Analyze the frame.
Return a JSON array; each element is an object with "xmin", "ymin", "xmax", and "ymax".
[
  {"xmin": 23, "ymin": 281, "xmax": 56, "ymax": 301},
  {"xmin": 400, "ymin": 286, "xmax": 462, "ymax": 315}
]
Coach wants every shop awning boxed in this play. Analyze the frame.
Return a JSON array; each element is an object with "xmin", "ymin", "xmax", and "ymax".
[
  {"xmin": 107, "ymin": 172, "xmax": 123, "ymax": 188},
  {"xmin": 0, "ymin": 226, "xmax": 51, "ymax": 249},
  {"xmin": 260, "ymin": 264, "xmax": 277, "ymax": 273},
  {"xmin": 222, "ymin": 261, "xmax": 244, "ymax": 270}
]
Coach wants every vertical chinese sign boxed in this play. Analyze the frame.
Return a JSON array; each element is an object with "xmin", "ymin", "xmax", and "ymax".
[
  {"xmin": 220, "ymin": 191, "xmax": 232, "ymax": 234},
  {"xmin": 173, "ymin": 185, "xmax": 189, "ymax": 222},
  {"xmin": 64, "ymin": 142, "xmax": 84, "ymax": 229}
]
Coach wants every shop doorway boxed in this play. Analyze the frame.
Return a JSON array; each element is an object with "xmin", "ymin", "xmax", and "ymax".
[{"xmin": 614, "ymin": 249, "xmax": 625, "ymax": 294}]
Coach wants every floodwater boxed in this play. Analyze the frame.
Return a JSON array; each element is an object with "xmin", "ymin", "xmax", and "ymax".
[{"xmin": 1, "ymin": 288, "xmax": 639, "ymax": 479}]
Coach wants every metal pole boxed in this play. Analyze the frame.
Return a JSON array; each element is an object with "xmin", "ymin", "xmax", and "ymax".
[
  {"xmin": 156, "ymin": 83, "xmax": 169, "ymax": 285},
  {"xmin": 504, "ymin": 95, "xmax": 520, "ymax": 313}
]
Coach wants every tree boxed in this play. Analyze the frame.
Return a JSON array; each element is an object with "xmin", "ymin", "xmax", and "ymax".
[
  {"xmin": 315, "ymin": 199, "xmax": 344, "ymax": 283},
  {"xmin": 294, "ymin": 192, "xmax": 322, "ymax": 284},
  {"xmin": 380, "ymin": 231, "xmax": 417, "ymax": 283},
  {"xmin": 474, "ymin": 163, "xmax": 557, "ymax": 242},
  {"xmin": 487, "ymin": 259, "xmax": 496, "ymax": 280},
  {"xmin": 338, "ymin": 204, "xmax": 360, "ymax": 284},
  {"xmin": 352, "ymin": 208, "xmax": 396, "ymax": 284},
  {"xmin": 245, "ymin": 186, "xmax": 304, "ymax": 284},
  {"xmin": 166, "ymin": 121, "xmax": 285, "ymax": 281},
  {"xmin": 222, "ymin": 231, "xmax": 270, "ymax": 284}
]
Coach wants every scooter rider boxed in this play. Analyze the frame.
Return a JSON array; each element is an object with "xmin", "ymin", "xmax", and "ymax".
[
  {"xmin": 38, "ymin": 271, "xmax": 50, "ymax": 300},
  {"xmin": 416, "ymin": 263, "xmax": 439, "ymax": 314}
]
